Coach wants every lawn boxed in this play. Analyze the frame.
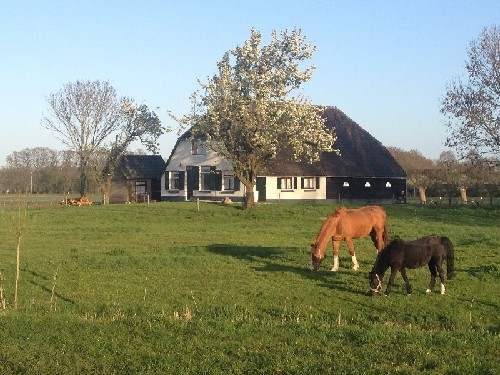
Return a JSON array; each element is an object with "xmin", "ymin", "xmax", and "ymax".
[{"xmin": 0, "ymin": 201, "xmax": 498, "ymax": 374}]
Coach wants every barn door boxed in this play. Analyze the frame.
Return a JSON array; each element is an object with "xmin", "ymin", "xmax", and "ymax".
[{"xmin": 256, "ymin": 177, "xmax": 266, "ymax": 202}]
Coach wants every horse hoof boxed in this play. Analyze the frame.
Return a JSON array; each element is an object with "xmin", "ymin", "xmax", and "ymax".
[{"xmin": 352, "ymin": 265, "xmax": 359, "ymax": 271}]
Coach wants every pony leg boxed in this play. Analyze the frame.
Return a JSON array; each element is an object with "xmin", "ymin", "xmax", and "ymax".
[
  {"xmin": 426, "ymin": 262, "xmax": 437, "ymax": 293},
  {"xmin": 400, "ymin": 268, "xmax": 413, "ymax": 295},
  {"xmin": 384, "ymin": 268, "xmax": 398, "ymax": 295},
  {"xmin": 436, "ymin": 260, "xmax": 446, "ymax": 295},
  {"xmin": 331, "ymin": 239, "xmax": 340, "ymax": 272},
  {"xmin": 346, "ymin": 239, "xmax": 359, "ymax": 271}
]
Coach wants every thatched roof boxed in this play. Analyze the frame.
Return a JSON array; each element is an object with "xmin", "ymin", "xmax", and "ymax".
[
  {"xmin": 119, "ymin": 155, "xmax": 166, "ymax": 179},
  {"xmin": 262, "ymin": 106, "xmax": 406, "ymax": 177},
  {"xmin": 168, "ymin": 106, "xmax": 406, "ymax": 178}
]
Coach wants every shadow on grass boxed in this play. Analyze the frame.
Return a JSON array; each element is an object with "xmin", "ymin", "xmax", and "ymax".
[
  {"xmin": 23, "ymin": 268, "xmax": 76, "ymax": 305},
  {"xmin": 207, "ymin": 244, "xmax": 370, "ymax": 296},
  {"xmin": 207, "ymin": 244, "xmax": 284, "ymax": 262}
]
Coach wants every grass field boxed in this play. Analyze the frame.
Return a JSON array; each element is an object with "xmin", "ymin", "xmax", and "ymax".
[{"xmin": 0, "ymin": 201, "xmax": 498, "ymax": 374}]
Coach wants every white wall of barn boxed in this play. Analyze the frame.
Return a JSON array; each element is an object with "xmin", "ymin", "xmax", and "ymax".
[{"xmin": 262, "ymin": 176, "xmax": 327, "ymax": 201}]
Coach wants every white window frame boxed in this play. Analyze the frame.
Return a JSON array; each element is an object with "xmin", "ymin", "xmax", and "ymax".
[
  {"xmin": 303, "ymin": 177, "xmax": 316, "ymax": 190},
  {"xmin": 223, "ymin": 171, "xmax": 235, "ymax": 191}
]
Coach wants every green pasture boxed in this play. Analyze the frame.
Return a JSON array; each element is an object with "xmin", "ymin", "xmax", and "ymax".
[{"xmin": 0, "ymin": 201, "xmax": 498, "ymax": 374}]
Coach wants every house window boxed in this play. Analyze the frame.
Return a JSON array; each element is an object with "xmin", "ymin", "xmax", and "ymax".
[
  {"xmin": 302, "ymin": 177, "xmax": 316, "ymax": 189},
  {"xmin": 200, "ymin": 166, "xmax": 212, "ymax": 190},
  {"xmin": 135, "ymin": 180, "xmax": 147, "ymax": 194},
  {"xmin": 170, "ymin": 171, "xmax": 183, "ymax": 190},
  {"xmin": 223, "ymin": 171, "xmax": 235, "ymax": 190},
  {"xmin": 192, "ymin": 139, "xmax": 206, "ymax": 155},
  {"xmin": 280, "ymin": 177, "xmax": 293, "ymax": 190}
]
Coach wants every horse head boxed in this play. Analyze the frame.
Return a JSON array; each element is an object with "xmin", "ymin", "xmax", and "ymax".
[
  {"xmin": 368, "ymin": 271, "xmax": 382, "ymax": 295},
  {"xmin": 310, "ymin": 243, "xmax": 324, "ymax": 271}
]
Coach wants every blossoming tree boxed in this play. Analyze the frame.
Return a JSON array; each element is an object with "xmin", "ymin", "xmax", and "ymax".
[{"xmin": 173, "ymin": 28, "xmax": 336, "ymax": 208}]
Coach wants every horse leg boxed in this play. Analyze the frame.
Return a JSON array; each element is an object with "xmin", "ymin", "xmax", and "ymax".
[
  {"xmin": 436, "ymin": 259, "xmax": 446, "ymax": 295},
  {"xmin": 384, "ymin": 267, "xmax": 399, "ymax": 295},
  {"xmin": 331, "ymin": 239, "xmax": 340, "ymax": 272},
  {"xmin": 400, "ymin": 267, "xmax": 413, "ymax": 295},
  {"xmin": 426, "ymin": 261, "xmax": 437, "ymax": 293},
  {"xmin": 346, "ymin": 238, "xmax": 359, "ymax": 271},
  {"xmin": 370, "ymin": 228, "xmax": 384, "ymax": 252}
]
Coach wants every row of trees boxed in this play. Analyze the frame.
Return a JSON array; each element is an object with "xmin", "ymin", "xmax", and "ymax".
[
  {"xmin": 38, "ymin": 81, "xmax": 164, "ymax": 203},
  {"xmin": 388, "ymin": 147, "xmax": 499, "ymax": 204},
  {"xmin": 2, "ymin": 145, "xmax": 498, "ymax": 203}
]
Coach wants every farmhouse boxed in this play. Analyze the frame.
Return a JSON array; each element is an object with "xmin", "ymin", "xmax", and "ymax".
[
  {"xmin": 161, "ymin": 106, "xmax": 406, "ymax": 203},
  {"xmin": 109, "ymin": 154, "xmax": 166, "ymax": 203}
]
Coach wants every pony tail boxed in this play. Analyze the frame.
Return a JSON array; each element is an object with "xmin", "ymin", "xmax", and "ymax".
[{"xmin": 441, "ymin": 236, "xmax": 455, "ymax": 279}]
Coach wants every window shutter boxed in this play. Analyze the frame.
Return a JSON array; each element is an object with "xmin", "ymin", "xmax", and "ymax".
[
  {"xmin": 234, "ymin": 177, "xmax": 240, "ymax": 191},
  {"xmin": 179, "ymin": 171, "xmax": 185, "ymax": 189},
  {"xmin": 164, "ymin": 172, "xmax": 169, "ymax": 189},
  {"xmin": 213, "ymin": 170, "xmax": 222, "ymax": 190},
  {"xmin": 301, "ymin": 178, "xmax": 305, "ymax": 189},
  {"xmin": 277, "ymin": 178, "xmax": 282, "ymax": 189},
  {"xmin": 316, "ymin": 177, "xmax": 320, "ymax": 189},
  {"xmin": 294, "ymin": 177, "xmax": 297, "ymax": 189}
]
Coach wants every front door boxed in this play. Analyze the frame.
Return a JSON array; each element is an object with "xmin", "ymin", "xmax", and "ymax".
[
  {"xmin": 256, "ymin": 177, "xmax": 266, "ymax": 202},
  {"xmin": 186, "ymin": 166, "xmax": 199, "ymax": 200}
]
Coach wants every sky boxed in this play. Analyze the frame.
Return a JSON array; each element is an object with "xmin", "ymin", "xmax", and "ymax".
[{"xmin": 1, "ymin": 0, "xmax": 499, "ymax": 166}]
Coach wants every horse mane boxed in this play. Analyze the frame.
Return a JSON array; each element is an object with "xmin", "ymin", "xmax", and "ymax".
[
  {"xmin": 312, "ymin": 211, "xmax": 341, "ymax": 257},
  {"xmin": 332, "ymin": 206, "xmax": 346, "ymax": 217}
]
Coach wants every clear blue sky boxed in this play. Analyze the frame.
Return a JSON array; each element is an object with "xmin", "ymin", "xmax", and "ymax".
[{"xmin": 1, "ymin": 0, "xmax": 498, "ymax": 166}]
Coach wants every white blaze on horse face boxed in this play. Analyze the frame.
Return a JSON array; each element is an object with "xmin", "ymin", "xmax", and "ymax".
[{"xmin": 331, "ymin": 255, "xmax": 339, "ymax": 272}]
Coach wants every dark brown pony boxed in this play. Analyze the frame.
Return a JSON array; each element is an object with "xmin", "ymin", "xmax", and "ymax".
[
  {"xmin": 310, "ymin": 206, "xmax": 389, "ymax": 271},
  {"xmin": 368, "ymin": 236, "xmax": 455, "ymax": 296}
]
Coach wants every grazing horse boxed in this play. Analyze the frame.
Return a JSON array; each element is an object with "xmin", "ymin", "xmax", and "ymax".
[
  {"xmin": 310, "ymin": 206, "xmax": 389, "ymax": 272},
  {"xmin": 368, "ymin": 236, "xmax": 455, "ymax": 296}
]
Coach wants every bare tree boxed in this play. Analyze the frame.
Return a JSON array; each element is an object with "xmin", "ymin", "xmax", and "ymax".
[
  {"xmin": 42, "ymin": 80, "xmax": 122, "ymax": 196},
  {"xmin": 441, "ymin": 25, "xmax": 500, "ymax": 158},
  {"xmin": 101, "ymin": 102, "xmax": 163, "ymax": 204}
]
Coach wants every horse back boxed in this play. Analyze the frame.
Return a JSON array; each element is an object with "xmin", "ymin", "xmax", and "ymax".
[{"xmin": 340, "ymin": 206, "xmax": 386, "ymax": 238}]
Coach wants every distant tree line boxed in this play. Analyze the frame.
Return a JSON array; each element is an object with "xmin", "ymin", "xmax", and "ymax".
[
  {"xmin": 388, "ymin": 147, "xmax": 500, "ymax": 204},
  {"xmin": 0, "ymin": 147, "xmax": 82, "ymax": 194},
  {"xmin": 2, "ymin": 145, "xmax": 498, "ymax": 205}
]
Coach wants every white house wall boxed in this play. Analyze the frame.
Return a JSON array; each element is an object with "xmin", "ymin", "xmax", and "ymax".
[
  {"xmin": 161, "ymin": 140, "xmax": 245, "ymax": 201},
  {"xmin": 263, "ymin": 176, "xmax": 327, "ymax": 201}
]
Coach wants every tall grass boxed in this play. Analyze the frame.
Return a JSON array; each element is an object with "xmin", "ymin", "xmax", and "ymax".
[{"xmin": 0, "ymin": 201, "xmax": 498, "ymax": 374}]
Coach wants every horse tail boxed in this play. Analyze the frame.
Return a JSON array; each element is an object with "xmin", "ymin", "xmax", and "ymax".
[
  {"xmin": 382, "ymin": 222, "xmax": 390, "ymax": 246},
  {"xmin": 441, "ymin": 236, "xmax": 455, "ymax": 279}
]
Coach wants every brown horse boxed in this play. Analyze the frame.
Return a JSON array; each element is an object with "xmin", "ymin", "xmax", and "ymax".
[{"xmin": 310, "ymin": 206, "xmax": 389, "ymax": 271}]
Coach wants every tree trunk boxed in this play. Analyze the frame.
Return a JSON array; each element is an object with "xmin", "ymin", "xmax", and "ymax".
[
  {"xmin": 244, "ymin": 189, "xmax": 255, "ymax": 209},
  {"xmin": 459, "ymin": 187, "xmax": 468, "ymax": 204},
  {"xmin": 79, "ymin": 156, "xmax": 88, "ymax": 197},
  {"xmin": 240, "ymin": 179, "xmax": 256, "ymax": 209},
  {"xmin": 102, "ymin": 176, "xmax": 112, "ymax": 205},
  {"xmin": 418, "ymin": 187, "xmax": 427, "ymax": 204}
]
